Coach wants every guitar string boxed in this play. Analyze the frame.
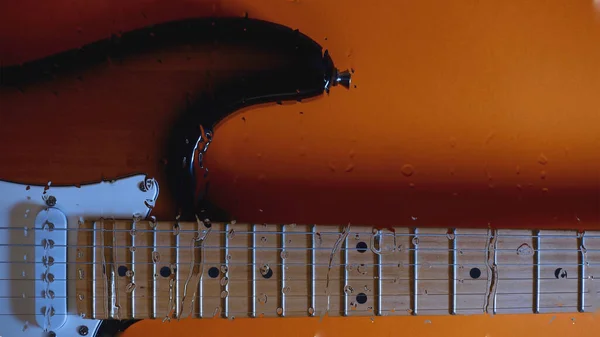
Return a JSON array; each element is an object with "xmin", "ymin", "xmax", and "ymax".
[
  {"xmin": 1, "ymin": 288, "xmax": 593, "ymax": 300},
  {"xmin": 0, "ymin": 226, "xmax": 595, "ymax": 238},
  {"xmin": 2, "ymin": 304, "xmax": 590, "ymax": 317},
  {"xmin": 0, "ymin": 243, "xmax": 596, "ymax": 253}
]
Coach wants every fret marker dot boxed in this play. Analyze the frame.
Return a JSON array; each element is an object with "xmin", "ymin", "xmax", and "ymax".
[
  {"xmin": 356, "ymin": 242, "xmax": 368, "ymax": 253},
  {"xmin": 356, "ymin": 293, "xmax": 368, "ymax": 304},
  {"xmin": 160, "ymin": 266, "xmax": 171, "ymax": 278},
  {"xmin": 208, "ymin": 267, "xmax": 219, "ymax": 278},
  {"xmin": 469, "ymin": 267, "xmax": 481, "ymax": 279},
  {"xmin": 118, "ymin": 266, "xmax": 128, "ymax": 277}
]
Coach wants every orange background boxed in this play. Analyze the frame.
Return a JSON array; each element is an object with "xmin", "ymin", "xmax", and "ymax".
[{"xmin": 1, "ymin": 0, "xmax": 600, "ymax": 336}]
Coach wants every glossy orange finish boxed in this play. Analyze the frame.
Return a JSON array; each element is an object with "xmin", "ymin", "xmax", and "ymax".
[{"xmin": 1, "ymin": 1, "xmax": 600, "ymax": 336}]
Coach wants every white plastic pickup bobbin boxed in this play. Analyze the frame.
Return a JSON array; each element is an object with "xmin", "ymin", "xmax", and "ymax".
[{"xmin": 34, "ymin": 207, "xmax": 67, "ymax": 331}]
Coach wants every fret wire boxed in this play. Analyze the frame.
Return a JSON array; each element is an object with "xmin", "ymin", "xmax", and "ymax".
[
  {"xmin": 224, "ymin": 223, "xmax": 230, "ymax": 318},
  {"xmin": 92, "ymin": 220, "xmax": 97, "ymax": 318},
  {"xmin": 376, "ymin": 231, "xmax": 383, "ymax": 316},
  {"xmin": 579, "ymin": 232, "xmax": 586, "ymax": 313},
  {"xmin": 131, "ymin": 220, "xmax": 136, "ymax": 318},
  {"xmin": 534, "ymin": 230, "xmax": 540, "ymax": 314},
  {"xmin": 450, "ymin": 229, "xmax": 457, "ymax": 315},
  {"xmin": 281, "ymin": 225, "xmax": 286, "ymax": 316},
  {"xmin": 411, "ymin": 227, "xmax": 418, "ymax": 315},
  {"xmin": 175, "ymin": 224, "xmax": 181, "ymax": 318},
  {"xmin": 343, "ymin": 232, "xmax": 349, "ymax": 316},
  {"xmin": 311, "ymin": 225, "xmax": 316, "ymax": 316},
  {"xmin": 251, "ymin": 224, "xmax": 257, "ymax": 318},
  {"xmin": 152, "ymin": 223, "xmax": 158, "ymax": 319}
]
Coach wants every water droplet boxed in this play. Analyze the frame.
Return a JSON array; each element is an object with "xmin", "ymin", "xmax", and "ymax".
[
  {"xmin": 227, "ymin": 229, "xmax": 235, "ymax": 239},
  {"xmin": 260, "ymin": 264, "xmax": 270, "ymax": 276},
  {"xmin": 23, "ymin": 253, "xmax": 27, "ymax": 261},
  {"xmin": 345, "ymin": 164, "xmax": 355, "ymax": 172},
  {"xmin": 308, "ymin": 307, "xmax": 315, "ymax": 315},
  {"xmin": 23, "ymin": 226, "xmax": 28, "ymax": 237},
  {"xmin": 542, "ymin": 187, "xmax": 549, "ymax": 193},
  {"xmin": 45, "ymin": 273, "xmax": 55, "ymax": 283},
  {"xmin": 125, "ymin": 283, "xmax": 136, "ymax": 293},
  {"xmin": 227, "ymin": 254, "xmax": 232, "ymax": 261},
  {"xmin": 412, "ymin": 237, "xmax": 419, "ymax": 245},
  {"xmin": 449, "ymin": 137, "xmax": 457, "ymax": 148},
  {"xmin": 42, "ymin": 221, "xmax": 55, "ymax": 231},
  {"xmin": 129, "ymin": 228, "xmax": 137, "ymax": 236},
  {"xmin": 409, "ymin": 183, "xmax": 416, "ymax": 188},
  {"xmin": 148, "ymin": 216, "xmax": 157, "ymax": 228},
  {"xmin": 276, "ymin": 307, "xmax": 283, "ymax": 315},
  {"xmin": 78, "ymin": 269, "xmax": 85, "ymax": 279},
  {"xmin": 411, "ymin": 216, "xmax": 418, "ymax": 221},
  {"xmin": 424, "ymin": 319, "xmax": 432, "ymax": 324},
  {"xmin": 257, "ymin": 293, "xmax": 268, "ymax": 304},
  {"xmin": 43, "ymin": 256, "xmax": 55, "ymax": 267},
  {"xmin": 516, "ymin": 184, "xmax": 523, "ymax": 190},
  {"xmin": 152, "ymin": 251, "xmax": 160, "ymax": 263},
  {"xmin": 280, "ymin": 250, "xmax": 289, "ymax": 259},
  {"xmin": 401, "ymin": 164, "xmax": 414, "ymax": 177},
  {"xmin": 41, "ymin": 239, "xmax": 55, "ymax": 249},
  {"xmin": 344, "ymin": 285, "xmax": 354, "ymax": 294},
  {"xmin": 78, "ymin": 294, "xmax": 84, "ymax": 301},
  {"xmin": 77, "ymin": 250, "xmax": 83, "ymax": 258},
  {"xmin": 126, "ymin": 270, "xmax": 134, "ymax": 277},
  {"xmin": 328, "ymin": 161, "xmax": 336, "ymax": 172},
  {"xmin": 220, "ymin": 290, "xmax": 229, "ymax": 298},
  {"xmin": 173, "ymin": 224, "xmax": 180, "ymax": 236},
  {"xmin": 129, "ymin": 246, "xmax": 136, "ymax": 252},
  {"xmin": 447, "ymin": 233, "xmax": 455, "ymax": 240},
  {"xmin": 22, "ymin": 321, "xmax": 29, "ymax": 332},
  {"xmin": 516, "ymin": 165, "xmax": 521, "ymax": 175},
  {"xmin": 220, "ymin": 277, "xmax": 229, "ymax": 286},
  {"xmin": 517, "ymin": 243, "xmax": 534, "ymax": 256},
  {"xmin": 260, "ymin": 236, "xmax": 267, "ymax": 243},
  {"xmin": 538, "ymin": 154, "xmax": 548, "ymax": 165},
  {"xmin": 220, "ymin": 265, "xmax": 228, "ymax": 273},
  {"xmin": 357, "ymin": 264, "xmax": 367, "ymax": 275},
  {"xmin": 350, "ymin": 301, "xmax": 358, "ymax": 309},
  {"xmin": 346, "ymin": 264, "xmax": 355, "ymax": 271},
  {"xmin": 541, "ymin": 170, "xmax": 547, "ymax": 179},
  {"xmin": 282, "ymin": 286, "xmax": 291, "ymax": 294},
  {"xmin": 213, "ymin": 306, "xmax": 221, "ymax": 318}
]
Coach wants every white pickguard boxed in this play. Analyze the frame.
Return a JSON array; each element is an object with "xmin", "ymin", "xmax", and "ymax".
[{"xmin": 0, "ymin": 175, "xmax": 159, "ymax": 337}]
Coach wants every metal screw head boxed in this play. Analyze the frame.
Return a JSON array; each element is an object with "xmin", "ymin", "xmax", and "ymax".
[
  {"xmin": 47, "ymin": 331, "xmax": 57, "ymax": 337},
  {"xmin": 139, "ymin": 178, "xmax": 154, "ymax": 192},
  {"xmin": 45, "ymin": 196, "xmax": 57, "ymax": 207},
  {"xmin": 78, "ymin": 325, "xmax": 89, "ymax": 336}
]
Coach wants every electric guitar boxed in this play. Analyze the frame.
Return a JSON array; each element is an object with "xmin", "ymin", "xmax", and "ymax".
[
  {"xmin": 1, "ymin": 14, "xmax": 599, "ymax": 337},
  {"xmin": 0, "ymin": 16, "xmax": 351, "ymax": 337}
]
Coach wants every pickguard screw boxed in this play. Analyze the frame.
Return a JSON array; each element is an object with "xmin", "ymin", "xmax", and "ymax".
[
  {"xmin": 45, "ymin": 196, "xmax": 57, "ymax": 207},
  {"xmin": 78, "ymin": 325, "xmax": 89, "ymax": 336},
  {"xmin": 139, "ymin": 178, "xmax": 154, "ymax": 192}
]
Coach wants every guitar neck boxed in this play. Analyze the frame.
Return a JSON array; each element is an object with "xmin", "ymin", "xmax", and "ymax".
[{"xmin": 75, "ymin": 220, "xmax": 597, "ymax": 320}]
